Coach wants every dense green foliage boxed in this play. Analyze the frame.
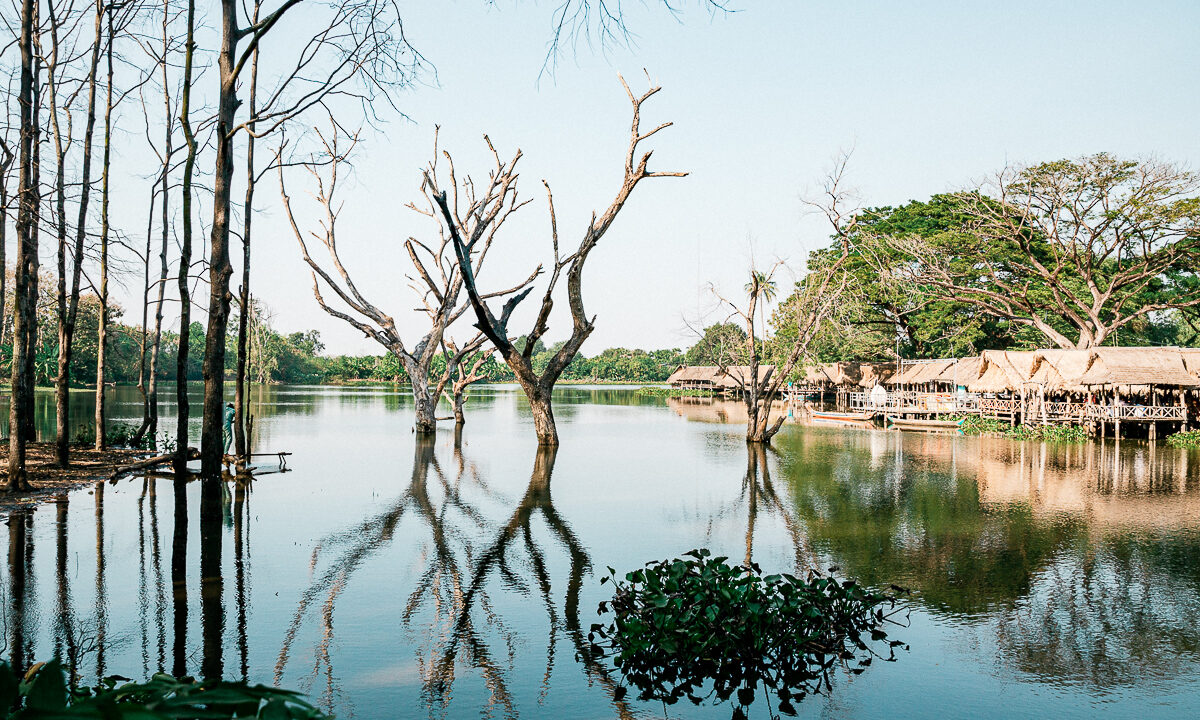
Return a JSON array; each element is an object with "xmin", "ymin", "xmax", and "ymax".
[
  {"xmin": 0, "ymin": 660, "xmax": 329, "ymax": 719},
  {"xmin": 1166, "ymin": 430, "xmax": 1200, "ymax": 448},
  {"xmin": 773, "ymin": 156, "xmax": 1200, "ymax": 361},
  {"xmin": 588, "ymin": 549, "xmax": 906, "ymax": 719},
  {"xmin": 957, "ymin": 415, "xmax": 1088, "ymax": 443}
]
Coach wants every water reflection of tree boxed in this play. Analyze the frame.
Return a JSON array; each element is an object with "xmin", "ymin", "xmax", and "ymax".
[
  {"xmin": 275, "ymin": 438, "xmax": 631, "ymax": 719},
  {"xmin": 706, "ymin": 444, "xmax": 812, "ymax": 571},
  {"xmin": 771, "ymin": 429, "xmax": 1200, "ymax": 689}
]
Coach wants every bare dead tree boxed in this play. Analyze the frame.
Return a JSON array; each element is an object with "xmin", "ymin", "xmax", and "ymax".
[
  {"xmin": 172, "ymin": 0, "xmax": 197, "ymax": 474},
  {"xmin": 42, "ymin": 0, "xmax": 96, "ymax": 466},
  {"xmin": 711, "ymin": 155, "xmax": 856, "ymax": 444},
  {"xmin": 131, "ymin": 0, "xmax": 183, "ymax": 448},
  {"xmin": 435, "ymin": 333, "xmax": 491, "ymax": 426},
  {"xmin": 878, "ymin": 154, "xmax": 1200, "ymax": 349},
  {"xmin": 232, "ymin": 0, "xmax": 262, "ymax": 463},
  {"xmin": 440, "ymin": 75, "xmax": 685, "ymax": 446},
  {"xmin": 281, "ymin": 125, "xmax": 537, "ymax": 434},
  {"xmin": 0, "ymin": 127, "xmax": 11, "ymax": 354}
]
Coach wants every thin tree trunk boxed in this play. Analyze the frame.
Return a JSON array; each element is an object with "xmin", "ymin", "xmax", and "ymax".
[
  {"xmin": 94, "ymin": 5, "xmax": 115, "ymax": 451},
  {"xmin": 135, "ymin": 189, "xmax": 155, "ymax": 441},
  {"xmin": 200, "ymin": 0, "xmax": 238, "ymax": 477},
  {"xmin": 175, "ymin": 0, "xmax": 197, "ymax": 474},
  {"xmin": 234, "ymin": 2, "xmax": 260, "ymax": 461}
]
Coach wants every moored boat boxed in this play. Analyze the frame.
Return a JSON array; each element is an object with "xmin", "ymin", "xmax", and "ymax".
[
  {"xmin": 809, "ymin": 409, "xmax": 876, "ymax": 422},
  {"xmin": 886, "ymin": 416, "xmax": 965, "ymax": 433}
]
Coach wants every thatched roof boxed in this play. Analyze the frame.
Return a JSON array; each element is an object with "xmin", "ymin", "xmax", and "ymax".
[
  {"xmin": 722, "ymin": 365, "xmax": 776, "ymax": 388},
  {"xmin": 887, "ymin": 359, "xmax": 957, "ymax": 386},
  {"xmin": 667, "ymin": 365, "xmax": 775, "ymax": 388},
  {"xmin": 940, "ymin": 357, "xmax": 983, "ymax": 386},
  {"xmin": 857, "ymin": 362, "xmax": 896, "ymax": 388},
  {"xmin": 1076, "ymin": 347, "xmax": 1200, "ymax": 387},
  {"xmin": 796, "ymin": 364, "xmax": 834, "ymax": 385},
  {"xmin": 965, "ymin": 350, "xmax": 1038, "ymax": 392},
  {"xmin": 1180, "ymin": 348, "xmax": 1200, "ymax": 377},
  {"xmin": 666, "ymin": 365, "xmax": 719, "ymax": 384}
]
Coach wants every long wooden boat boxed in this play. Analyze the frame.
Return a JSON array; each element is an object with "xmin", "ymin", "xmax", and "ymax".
[
  {"xmin": 886, "ymin": 416, "xmax": 965, "ymax": 433},
  {"xmin": 809, "ymin": 409, "xmax": 875, "ymax": 422}
]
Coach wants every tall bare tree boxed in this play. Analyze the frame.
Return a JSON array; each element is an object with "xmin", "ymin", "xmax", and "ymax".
[
  {"xmin": 93, "ymin": 0, "xmax": 119, "ymax": 450},
  {"xmin": 232, "ymin": 0, "xmax": 262, "ymax": 462},
  {"xmin": 172, "ymin": 0, "xmax": 197, "ymax": 474},
  {"xmin": 8, "ymin": 0, "xmax": 41, "ymax": 491},
  {"xmin": 442, "ymin": 76, "xmax": 685, "ymax": 446},
  {"xmin": 133, "ymin": 0, "xmax": 181, "ymax": 447},
  {"xmin": 282, "ymin": 127, "xmax": 537, "ymax": 434},
  {"xmin": 879, "ymin": 155, "xmax": 1200, "ymax": 349},
  {"xmin": 199, "ymin": 0, "xmax": 420, "ymax": 477}
]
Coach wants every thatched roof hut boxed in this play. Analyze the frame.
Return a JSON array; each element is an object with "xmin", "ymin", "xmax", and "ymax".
[
  {"xmin": 796, "ymin": 364, "xmax": 834, "ymax": 386},
  {"xmin": 722, "ymin": 365, "xmax": 776, "ymax": 388},
  {"xmin": 667, "ymin": 365, "xmax": 775, "ymax": 390},
  {"xmin": 857, "ymin": 362, "xmax": 897, "ymax": 387},
  {"xmin": 966, "ymin": 350, "xmax": 1037, "ymax": 392},
  {"xmin": 1076, "ymin": 347, "xmax": 1200, "ymax": 388},
  {"xmin": 887, "ymin": 359, "xmax": 957, "ymax": 386}
]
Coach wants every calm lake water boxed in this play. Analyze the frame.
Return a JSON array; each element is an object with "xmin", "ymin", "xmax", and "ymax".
[{"xmin": 3, "ymin": 384, "xmax": 1200, "ymax": 719}]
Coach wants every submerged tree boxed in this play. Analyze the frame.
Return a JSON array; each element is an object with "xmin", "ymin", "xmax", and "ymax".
[
  {"xmin": 282, "ymin": 127, "xmax": 537, "ymax": 434},
  {"xmin": 711, "ymin": 156, "xmax": 856, "ymax": 444},
  {"xmin": 442, "ymin": 76, "xmax": 686, "ymax": 446}
]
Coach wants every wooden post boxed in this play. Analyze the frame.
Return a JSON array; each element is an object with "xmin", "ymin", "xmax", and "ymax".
[
  {"xmin": 1180, "ymin": 388, "xmax": 1189, "ymax": 433},
  {"xmin": 1112, "ymin": 388, "xmax": 1120, "ymax": 440}
]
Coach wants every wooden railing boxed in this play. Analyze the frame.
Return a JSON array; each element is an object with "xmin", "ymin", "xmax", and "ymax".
[
  {"xmin": 979, "ymin": 398, "xmax": 1019, "ymax": 416},
  {"xmin": 1085, "ymin": 404, "xmax": 1186, "ymax": 421},
  {"xmin": 1042, "ymin": 402, "xmax": 1087, "ymax": 421}
]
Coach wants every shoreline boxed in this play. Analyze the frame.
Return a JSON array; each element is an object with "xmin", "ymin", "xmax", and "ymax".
[{"xmin": 0, "ymin": 443, "xmax": 148, "ymax": 515}]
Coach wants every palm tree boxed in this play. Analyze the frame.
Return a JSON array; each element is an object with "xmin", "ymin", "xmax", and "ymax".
[{"xmin": 745, "ymin": 270, "xmax": 777, "ymax": 351}]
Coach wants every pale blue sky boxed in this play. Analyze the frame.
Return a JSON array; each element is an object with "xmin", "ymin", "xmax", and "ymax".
[{"xmin": 108, "ymin": 0, "xmax": 1200, "ymax": 355}]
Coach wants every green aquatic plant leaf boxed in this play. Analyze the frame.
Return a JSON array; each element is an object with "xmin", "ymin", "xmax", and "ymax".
[{"xmin": 588, "ymin": 550, "xmax": 909, "ymax": 719}]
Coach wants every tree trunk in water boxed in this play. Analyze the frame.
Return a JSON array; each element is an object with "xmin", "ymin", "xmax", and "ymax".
[
  {"xmin": 199, "ymin": 478, "xmax": 224, "ymax": 678},
  {"xmin": 174, "ymin": 0, "xmax": 197, "ymax": 475},
  {"xmin": 8, "ymin": 0, "xmax": 38, "ymax": 491},
  {"xmin": 200, "ymin": 0, "xmax": 238, "ymax": 478},
  {"xmin": 527, "ymin": 388, "xmax": 558, "ymax": 446},
  {"xmin": 171, "ymin": 475, "xmax": 188, "ymax": 676},
  {"xmin": 453, "ymin": 391, "xmax": 466, "ymax": 425},
  {"xmin": 410, "ymin": 366, "xmax": 436, "ymax": 435}
]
